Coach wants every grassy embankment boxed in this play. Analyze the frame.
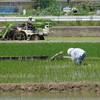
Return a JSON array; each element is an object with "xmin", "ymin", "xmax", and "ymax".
[
  {"xmin": 1, "ymin": 20, "xmax": 100, "ymax": 26},
  {"xmin": 0, "ymin": 42, "xmax": 100, "ymax": 83},
  {"xmin": 45, "ymin": 36, "xmax": 100, "ymax": 41}
]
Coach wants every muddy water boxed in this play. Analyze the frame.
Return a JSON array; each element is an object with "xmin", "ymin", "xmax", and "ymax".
[{"xmin": 0, "ymin": 92, "xmax": 100, "ymax": 100}]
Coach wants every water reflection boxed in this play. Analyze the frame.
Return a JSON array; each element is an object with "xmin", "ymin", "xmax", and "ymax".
[{"xmin": 0, "ymin": 92, "xmax": 100, "ymax": 100}]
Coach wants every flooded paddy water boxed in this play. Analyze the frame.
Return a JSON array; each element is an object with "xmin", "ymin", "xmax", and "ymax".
[{"xmin": 0, "ymin": 92, "xmax": 100, "ymax": 100}]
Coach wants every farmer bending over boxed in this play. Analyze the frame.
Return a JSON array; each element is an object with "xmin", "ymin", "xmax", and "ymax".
[{"xmin": 67, "ymin": 48, "xmax": 86, "ymax": 65}]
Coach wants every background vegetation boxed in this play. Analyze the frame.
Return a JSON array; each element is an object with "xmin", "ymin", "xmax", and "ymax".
[
  {"xmin": 0, "ymin": 0, "xmax": 97, "ymax": 16},
  {"xmin": 20, "ymin": 0, "xmax": 97, "ymax": 16}
]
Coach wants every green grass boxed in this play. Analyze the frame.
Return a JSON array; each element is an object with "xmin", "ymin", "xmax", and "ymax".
[
  {"xmin": 0, "ymin": 42, "xmax": 100, "ymax": 83},
  {"xmin": 52, "ymin": 21, "xmax": 100, "ymax": 26},
  {"xmin": 1, "ymin": 20, "xmax": 100, "ymax": 27},
  {"xmin": 0, "ymin": 42, "xmax": 100, "ymax": 57},
  {"xmin": 45, "ymin": 36, "xmax": 100, "ymax": 41}
]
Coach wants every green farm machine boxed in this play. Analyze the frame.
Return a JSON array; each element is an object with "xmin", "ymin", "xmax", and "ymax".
[{"xmin": 0, "ymin": 19, "xmax": 52, "ymax": 40}]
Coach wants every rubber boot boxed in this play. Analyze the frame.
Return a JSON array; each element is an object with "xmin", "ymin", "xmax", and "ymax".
[{"xmin": 76, "ymin": 61, "xmax": 82, "ymax": 65}]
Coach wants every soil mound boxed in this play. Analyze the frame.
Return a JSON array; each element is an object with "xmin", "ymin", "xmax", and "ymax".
[{"xmin": 0, "ymin": 81, "xmax": 100, "ymax": 92}]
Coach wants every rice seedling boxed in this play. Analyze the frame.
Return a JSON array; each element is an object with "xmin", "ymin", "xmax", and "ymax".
[
  {"xmin": 0, "ymin": 59, "xmax": 100, "ymax": 83},
  {"xmin": 0, "ymin": 42, "xmax": 100, "ymax": 83},
  {"xmin": 0, "ymin": 42, "xmax": 100, "ymax": 57}
]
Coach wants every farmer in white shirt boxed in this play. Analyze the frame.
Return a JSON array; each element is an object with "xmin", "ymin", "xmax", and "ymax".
[{"xmin": 67, "ymin": 48, "xmax": 86, "ymax": 65}]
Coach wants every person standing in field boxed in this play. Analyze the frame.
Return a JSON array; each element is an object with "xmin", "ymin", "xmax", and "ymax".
[{"xmin": 67, "ymin": 48, "xmax": 86, "ymax": 65}]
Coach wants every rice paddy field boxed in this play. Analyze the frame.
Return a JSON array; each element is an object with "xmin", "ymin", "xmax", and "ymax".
[{"xmin": 0, "ymin": 42, "xmax": 100, "ymax": 83}]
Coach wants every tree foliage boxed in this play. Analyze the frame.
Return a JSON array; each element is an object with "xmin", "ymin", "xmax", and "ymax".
[
  {"xmin": 33, "ymin": 0, "xmax": 58, "ymax": 9},
  {"xmin": 30, "ymin": 0, "xmax": 62, "ymax": 15}
]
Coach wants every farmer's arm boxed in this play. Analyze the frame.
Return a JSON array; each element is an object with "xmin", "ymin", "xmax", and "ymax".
[{"xmin": 71, "ymin": 53, "xmax": 76, "ymax": 62}]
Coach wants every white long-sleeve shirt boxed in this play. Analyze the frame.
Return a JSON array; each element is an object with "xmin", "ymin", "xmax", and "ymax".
[
  {"xmin": 27, "ymin": 19, "xmax": 32, "ymax": 24},
  {"xmin": 70, "ymin": 48, "xmax": 86, "ymax": 62}
]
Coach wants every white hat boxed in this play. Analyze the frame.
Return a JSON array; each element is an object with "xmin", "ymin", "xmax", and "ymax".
[
  {"xmin": 29, "ymin": 16, "xmax": 32, "ymax": 18},
  {"xmin": 67, "ymin": 48, "xmax": 74, "ymax": 54}
]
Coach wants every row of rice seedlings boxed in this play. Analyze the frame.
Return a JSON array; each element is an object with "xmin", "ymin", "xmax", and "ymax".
[
  {"xmin": 0, "ymin": 42, "xmax": 100, "ymax": 57},
  {"xmin": 0, "ymin": 59, "xmax": 100, "ymax": 83},
  {"xmin": 53, "ymin": 21, "xmax": 100, "ymax": 26}
]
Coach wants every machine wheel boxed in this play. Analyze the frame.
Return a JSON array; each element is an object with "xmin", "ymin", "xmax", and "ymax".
[
  {"xmin": 30, "ymin": 35, "xmax": 40, "ymax": 40},
  {"xmin": 6, "ymin": 30, "xmax": 15, "ymax": 40},
  {"xmin": 39, "ymin": 35, "xmax": 44, "ymax": 40},
  {"xmin": 13, "ymin": 31, "xmax": 26, "ymax": 40}
]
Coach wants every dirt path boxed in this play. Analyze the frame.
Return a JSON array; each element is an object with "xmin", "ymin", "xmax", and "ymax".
[{"xmin": 0, "ymin": 81, "xmax": 100, "ymax": 92}]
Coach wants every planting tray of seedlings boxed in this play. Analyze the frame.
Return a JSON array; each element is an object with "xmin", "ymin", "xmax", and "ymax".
[
  {"xmin": 51, "ymin": 51, "xmax": 71, "ymax": 60},
  {"xmin": 50, "ymin": 51, "xmax": 63, "ymax": 60}
]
